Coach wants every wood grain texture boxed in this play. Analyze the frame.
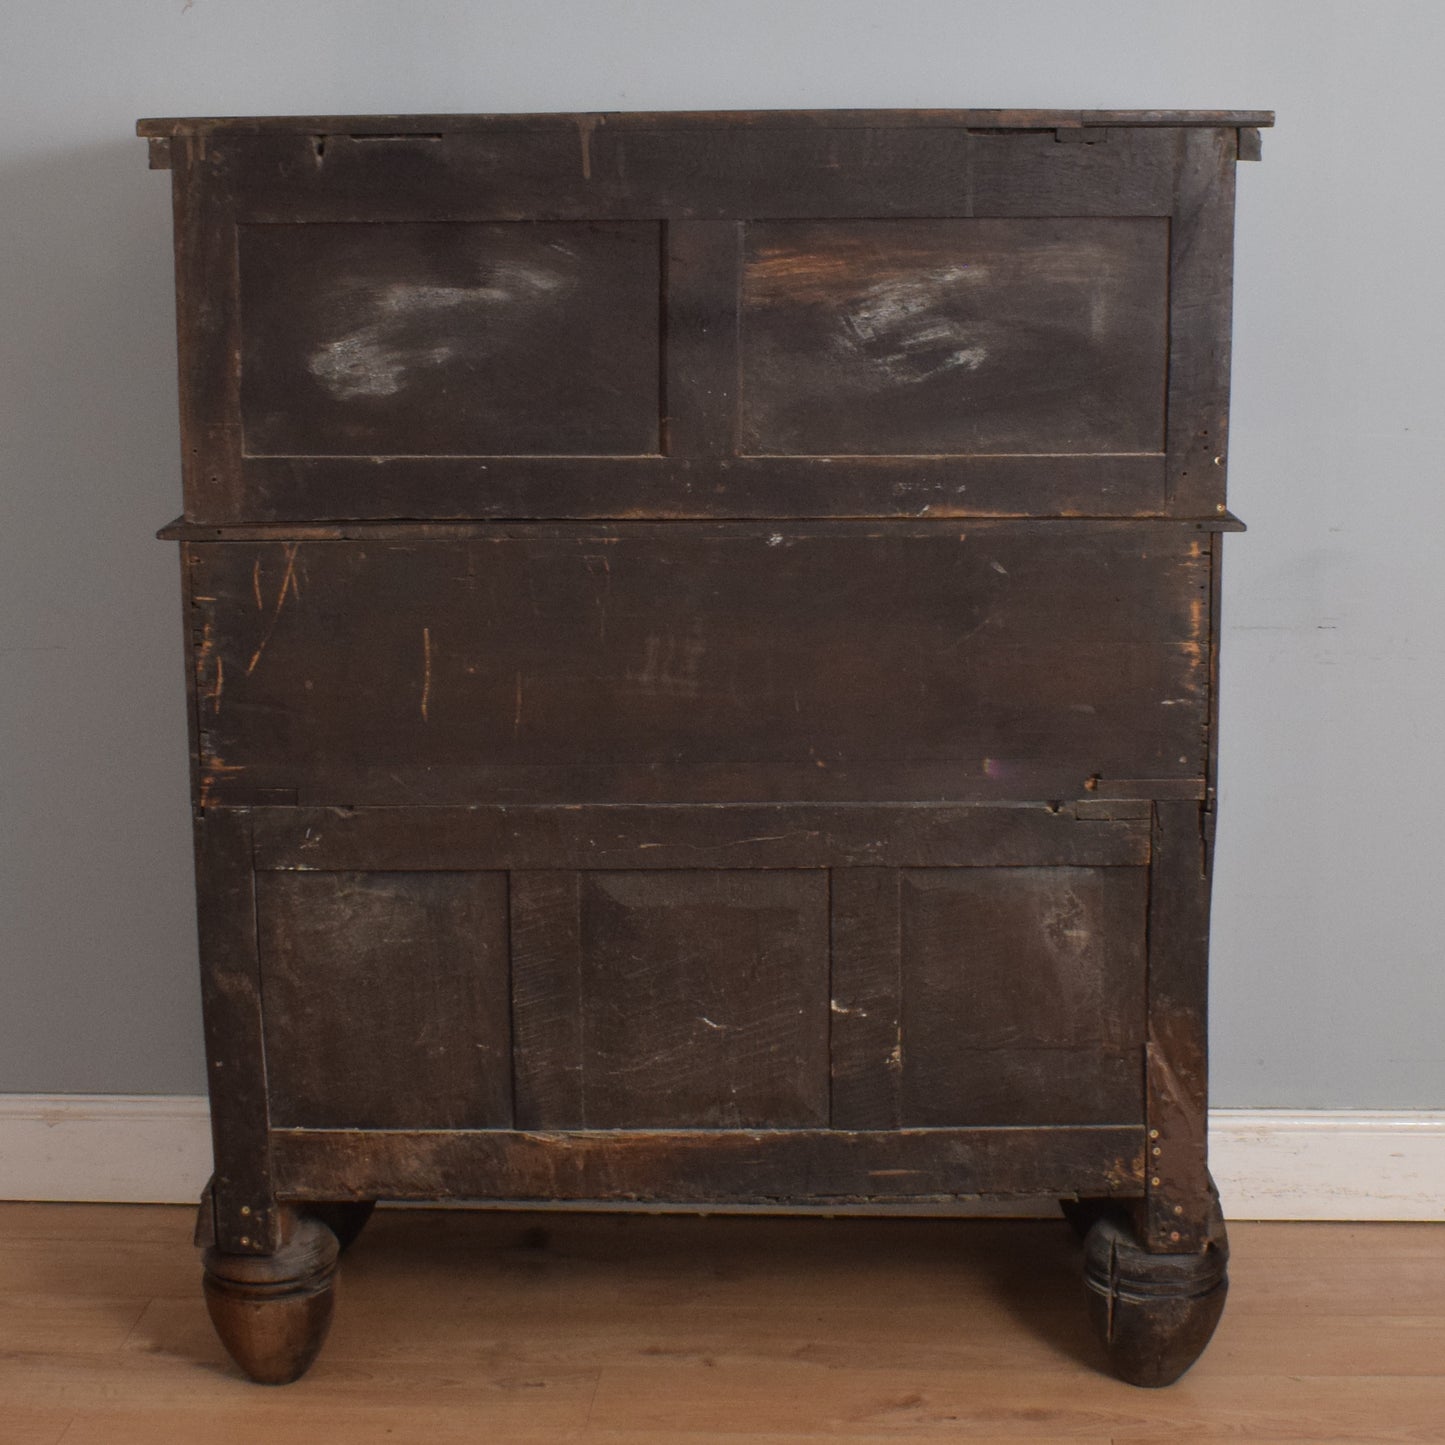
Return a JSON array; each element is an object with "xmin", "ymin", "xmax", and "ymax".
[
  {"xmin": 5, "ymin": 1205, "xmax": 1440, "ymax": 1445},
  {"xmin": 512, "ymin": 870, "xmax": 830, "ymax": 1129},
  {"xmin": 897, "ymin": 867, "xmax": 1149, "ymax": 1127},
  {"xmin": 829, "ymin": 869, "xmax": 904, "ymax": 1130},
  {"xmin": 254, "ymin": 870, "xmax": 512, "ymax": 1130},
  {"xmin": 740, "ymin": 218, "xmax": 1168, "ymax": 456},
  {"xmin": 150, "ymin": 116, "xmax": 1251, "ymax": 524},
  {"xmin": 1165, "ymin": 127, "xmax": 1237, "ymax": 513},
  {"xmin": 190, "ymin": 809, "xmax": 275, "ymax": 1254},
  {"xmin": 138, "ymin": 110, "xmax": 1278, "ymax": 137},
  {"xmin": 217, "ymin": 452, "xmax": 1174, "ymax": 522},
  {"xmin": 238, "ymin": 220, "xmax": 661, "ymax": 458},
  {"xmin": 187, "ymin": 525, "xmax": 1210, "ymax": 807},
  {"xmin": 269, "ymin": 1126, "xmax": 1145, "ymax": 1202},
  {"xmin": 250, "ymin": 802, "xmax": 1152, "ymax": 873},
  {"xmin": 1143, "ymin": 801, "xmax": 1215, "ymax": 1250}
]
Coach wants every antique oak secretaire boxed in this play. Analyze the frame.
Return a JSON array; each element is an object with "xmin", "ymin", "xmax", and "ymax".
[{"xmin": 139, "ymin": 108, "xmax": 1270, "ymax": 1386}]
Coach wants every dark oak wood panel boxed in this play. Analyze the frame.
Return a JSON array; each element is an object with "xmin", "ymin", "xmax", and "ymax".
[
  {"xmin": 211, "ymin": 126, "xmax": 1185, "ymax": 226},
  {"xmin": 830, "ymin": 868, "xmax": 905, "ymax": 1130},
  {"xmin": 192, "ymin": 809, "xmax": 277, "ymax": 1254},
  {"xmin": 897, "ymin": 867, "xmax": 1149, "ymax": 1126},
  {"xmin": 188, "ymin": 525, "xmax": 1210, "ymax": 807},
  {"xmin": 269, "ymin": 1126, "xmax": 1147, "ymax": 1203},
  {"xmin": 147, "ymin": 114, "xmax": 1264, "ymax": 524},
  {"xmin": 238, "ymin": 221, "xmax": 661, "ymax": 458},
  {"xmin": 1144, "ymin": 800, "xmax": 1217, "ymax": 1250},
  {"xmin": 512, "ymin": 870, "xmax": 830, "ymax": 1130},
  {"xmin": 832, "ymin": 866, "xmax": 1149, "ymax": 1131},
  {"xmin": 255, "ymin": 870, "xmax": 512, "ymax": 1130},
  {"xmin": 228, "ymin": 453, "xmax": 1172, "ymax": 523},
  {"xmin": 740, "ymin": 219, "xmax": 1169, "ymax": 457},
  {"xmin": 250, "ymin": 802, "xmax": 1152, "ymax": 872}
]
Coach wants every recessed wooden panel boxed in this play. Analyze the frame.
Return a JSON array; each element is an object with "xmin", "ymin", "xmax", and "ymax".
[
  {"xmin": 512, "ymin": 870, "xmax": 830, "ymax": 1129},
  {"xmin": 255, "ymin": 870, "xmax": 511, "ymax": 1129},
  {"xmin": 237, "ymin": 221, "xmax": 661, "ymax": 457},
  {"xmin": 740, "ymin": 219, "xmax": 1169, "ymax": 456},
  {"xmin": 188, "ymin": 524, "xmax": 1209, "ymax": 807},
  {"xmin": 897, "ymin": 867, "xmax": 1149, "ymax": 1126}
]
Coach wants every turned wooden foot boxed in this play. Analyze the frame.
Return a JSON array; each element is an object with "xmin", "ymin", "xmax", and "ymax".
[
  {"xmin": 307, "ymin": 1200, "xmax": 377, "ymax": 1254},
  {"xmin": 1081, "ymin": 1205, "xmax": 1229, "ymax": 1387},
  {"xmin": 202, "ymin": 1210, "xmax": 340, "ymax": 1384}
]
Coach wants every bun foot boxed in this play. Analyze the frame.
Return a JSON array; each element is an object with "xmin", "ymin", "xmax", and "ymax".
[
  {"xmin": 1082, "ymin": 1207, "xmax": 1229, "ymax": 1387},
  {"xmin": 202, "ymin": 1211, "xmax": 340, "ymax": 1383},
  {"xmin": 307, "ymin": 1200, "xmax": 377, "ymax": 1254}
]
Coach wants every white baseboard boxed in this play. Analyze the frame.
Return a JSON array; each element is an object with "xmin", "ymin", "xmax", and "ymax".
[
  {"xmin": 1208, "ymin": 1109, "xmax": 1444, "ymax": 1221},
  {"xmin": 1, "ymin": 1096, "xmax": 1440, "ymax": 1220},
  {"xmin": 0, "ymin": 1094, "xmax": 214, "ymax": 1205}
]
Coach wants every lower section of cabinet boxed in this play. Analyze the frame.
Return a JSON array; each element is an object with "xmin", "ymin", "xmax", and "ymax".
[
  {"xmin": 193, "ymin": 798, "xmax": 1225, "ymax": 1387},
  {"xmin": 242, "ymin": 801, "xmax": 1153, "ymax": 1136}
]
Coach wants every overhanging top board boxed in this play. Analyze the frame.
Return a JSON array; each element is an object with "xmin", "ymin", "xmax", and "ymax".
[
  {"xmin": 143, "ymin": 110, "xmax": 1266, "ymax": 525},
  {"xmin": 139, "ymin": 110, "xmax": 1275, "ymax": 137}
]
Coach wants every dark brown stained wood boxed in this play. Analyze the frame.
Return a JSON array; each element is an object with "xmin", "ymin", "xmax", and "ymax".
[
  {"xmin": 237, "ymin": 221, "xmax": 661, "ymax": 458},
  {"xmin": 269, "ymin": 1125, "xmax": 1147, "ymax": 1202},
  {"xmin": 509, "ymin": 872, "xmax": 585, "ymax": 1127},
  {"xmin": 662, "ymin": 221, "xmax": 741, "ymax": 457},
  {"xmin": 513, "ymin": 870, "xmax": 830, "ymax": 1129},
  {"xmin": 138, "ymin": 110, "xmax": 1276, "ymax": 138},
  {"xmin": 897, "ymin": 867, "xmax": 1149, "ymax": 1126},
  {"xmin": 168, "ymin": 136, "xmax": 244, "ymax": 523},
  {"xmin": 153, "ymin": 116, "xmax": 1257, "ymax": 526},
  {"xmin": 740, "ymin": 219, "xmax": 1169, "ymax": 457},
  {"xmin": 207, "ymin": 126, "xmax": 1184, "ymax": 227},
  {"xmin": 1206, "ymin": 530, "xmax": 1226, "ymax": 808},
  {"xmin": 220, "ymin": 453, "xmax": 1173, "ymax": 523},
  {"xmin": 187, "ymin": 525, "xmax": 1210, "ymax": 807},
  {"xmin": 1082, "ymin": 1206, "xmax": 1229, "ymax": 1387},
  {"xmin": 192, "ymin": 808, "xmax": 277, "ymax": 1254},
  {"xmin": 161, "ymin": 511, "xmax": 1247, "ymax": 539},
  {"xmin": 253, "ymin": 870, "xmax": 511, "ymax": 1130},
  {"xmin": 251, "ymin": 802, "xmax": 1152, "ymax": 873},
  {"xmin": 201, "ymin": 1207, "xmax": 339, "ymax": 1384},
  {"xmin": 1166, "ymin": 128, "xmax": 1236, "ymax": 513},
  {"xmin": 1143, "ymin": 801, "xmax": 1215, "ymax": 1250},
  {"xmin": 830, "ymin": 869, "xmax": 904, "ymax": 1129}
]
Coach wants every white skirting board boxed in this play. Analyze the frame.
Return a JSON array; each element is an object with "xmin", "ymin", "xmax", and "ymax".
[{"xmin": 0, "ymin": 1096, "xmax": 1441, "ymax": 1220}]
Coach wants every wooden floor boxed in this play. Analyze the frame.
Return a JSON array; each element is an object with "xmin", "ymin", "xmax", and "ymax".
[{"xmin": 3, "ymin": 1204, "xmax": 1443, "ymax": 1443}]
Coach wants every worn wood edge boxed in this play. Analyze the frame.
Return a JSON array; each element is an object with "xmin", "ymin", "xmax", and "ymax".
[
  {"xmin": 3, "ymin": 1099, "xmax": 1438, "ymax": 1217},
  {"xmin": 249, "ymin": 802, "xmax": 1152, "ymax": 872},
  {"xmin": 268, "ymin": 1126, "xmax": 1147, "ymax": 1202},
  {"xmin": 156, "ymin": 514, "xmax": 1247, "ymax": 540},
  {"xmin": 136, "ymin": 109, "xmax": 1276, "ymax": 139}
]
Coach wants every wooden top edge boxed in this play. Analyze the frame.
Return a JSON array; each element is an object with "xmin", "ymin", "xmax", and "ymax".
[
  {"xmin": 136, "ymin": 108, "xmax": 1274, "ymax": 138},
  {"xmin": 158, "ymin": 514, "xmax": 1246, "ymax": 541}
]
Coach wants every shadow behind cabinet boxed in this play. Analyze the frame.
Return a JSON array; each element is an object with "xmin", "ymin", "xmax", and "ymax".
[{"xmin": 140, "ymin": 108, "xmax": 1270, "ymax": 1386}]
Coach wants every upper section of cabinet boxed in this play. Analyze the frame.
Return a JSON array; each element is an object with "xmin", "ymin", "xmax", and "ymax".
[{"xmin": 140, "ymin": 111, "xmax": 1270, "ymax": 526}]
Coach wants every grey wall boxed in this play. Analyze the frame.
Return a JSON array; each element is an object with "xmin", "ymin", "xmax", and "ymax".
[{"xmin": 2, "ymin": 0, "xmax": 1439, "ymax": 1106}]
